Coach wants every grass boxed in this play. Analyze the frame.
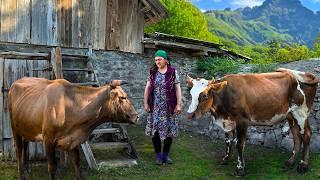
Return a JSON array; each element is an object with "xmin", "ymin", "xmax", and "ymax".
[{"xmin": 1, "ymin": 125, "xmax": 320, "ymax": 179}]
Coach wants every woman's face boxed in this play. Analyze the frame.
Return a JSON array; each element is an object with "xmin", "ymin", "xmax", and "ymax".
[{"xmin": 155, "ymin": 56, "xmax": 168, "ymax": 69}]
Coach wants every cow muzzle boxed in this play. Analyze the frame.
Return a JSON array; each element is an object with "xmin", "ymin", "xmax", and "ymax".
[
  {"xmin": 187, "ymin": 112, "xmax": 195, "ymax": 119},
  {"xmin": 129, "ymin": 113, "xmax": 139, "ymax": 124}
]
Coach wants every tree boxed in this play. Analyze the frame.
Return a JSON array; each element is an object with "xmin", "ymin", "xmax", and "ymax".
[
  {"xmin": 145, "ymin": 0, "xmax": 219, "ymax": 43},
  {"xmin": 313, "ymin": 32, "xmax": 320, "ymax": 57}
]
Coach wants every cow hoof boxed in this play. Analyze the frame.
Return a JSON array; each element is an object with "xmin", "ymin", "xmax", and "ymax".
[
  {"xmin": 234, "ymin": 168, "xmax": 245, "ymax": 177},
  {"xmin": 297, "ymin": 162, "xmax": 309, "ymax": 174},
  {"xmin": 220, "ymin": 159, "xmax": 229, "ymax": 165},
  {"xmin": 220, "ymin": 158, "xmax": 229, "ymax": 165},
  {"xmin": 283, "ymin": 161, "xmax": 295, "ymax": 170}
]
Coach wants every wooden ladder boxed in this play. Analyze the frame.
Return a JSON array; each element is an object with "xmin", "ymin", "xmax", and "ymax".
[{"xmin": 50, "ymin": 47, "xmax": 138, "ymax": 169}]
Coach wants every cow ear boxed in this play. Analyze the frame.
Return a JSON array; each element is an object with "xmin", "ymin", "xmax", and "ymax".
[{"xmin": 209, "ymin": 81, "xmax": 227, "ymax": 92}]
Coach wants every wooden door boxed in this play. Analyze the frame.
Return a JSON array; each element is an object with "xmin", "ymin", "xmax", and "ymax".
[{"xmin": 0, "ymin": 58, "xmax": 52, "ymax": 160}]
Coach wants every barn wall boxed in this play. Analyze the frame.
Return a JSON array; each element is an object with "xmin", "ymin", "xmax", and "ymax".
[{"xmin": 0, "ymin": 0, "xmax": 144, "ymax": 53}]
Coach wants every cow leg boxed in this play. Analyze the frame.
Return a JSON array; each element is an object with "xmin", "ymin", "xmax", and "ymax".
[
  {"xmin": 220, "ymin": 130, "xmax": 235, "ymax": 165},
  {"xmin": 284, "ymin": 116, "xmax": 302, "ymax": 170},
  {"xmin": 68, "ymin": 147, "xmax": 83, "ymax": 180},
  {"xmin": 234, "ymin": 122, "xmax": 248, "ymax": 177},
  {"xmin": 297, "ymin": 119, "xmax": 312, "ymax": 173},
  {"xmin": 44, "ymin": 142, "xmax": 57, "ymax": 180},
  {"xmin": 13, "ymin": 133, "xmax": 28, "ymax": 180}
]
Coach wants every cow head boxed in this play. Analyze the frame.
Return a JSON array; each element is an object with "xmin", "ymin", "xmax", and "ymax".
[
  {"xmin": 187, "ymin": 76, "xmax": 227, "ymax": 119},
  {"xmin": 105, "ymin": 80, "xmax": 139, "ymax": 124}
]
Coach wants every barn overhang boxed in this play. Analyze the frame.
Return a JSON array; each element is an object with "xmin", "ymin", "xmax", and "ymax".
[
  {"xmin": 143, "ymin": 32, "xmax": 252, "ymax": 61},
  {"xmin": 141, "ymin": 0, "xmax": 170, "ymax": 25}
]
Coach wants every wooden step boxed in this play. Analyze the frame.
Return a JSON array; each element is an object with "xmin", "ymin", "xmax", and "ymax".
[
  {"xmin": 97, "ymin": 159, "xmax": 138, "ymax": 168},
  {"xmin": 91, "ymin": 142, "xmax": 129, "ymax": 150},
  {"xmin": 92, "ymin": 128, "xmax": 120, "ymax": 134},
  {"xmin": 62, "ymin": 68, "xmax": 92, "ymax": 72}
]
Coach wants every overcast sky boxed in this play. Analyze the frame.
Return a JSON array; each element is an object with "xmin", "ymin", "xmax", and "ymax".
[{"xmin": 191, "ymin": 0, "xmax": 320, "ymax": 12}]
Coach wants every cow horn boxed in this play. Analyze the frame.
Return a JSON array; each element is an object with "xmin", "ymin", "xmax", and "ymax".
[
  {"xmin": 186, "ymin": 74, "xmax": 194, "ymax": 87},
  {"xmin": 208, "ymin": 76, "xmax": 215, "ymax": 84},
  {"xmin": 110, "ymin": 80, "xmax": 127, "ymax": 88}
]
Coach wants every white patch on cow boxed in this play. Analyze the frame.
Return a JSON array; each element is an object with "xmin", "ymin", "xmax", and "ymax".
[
  {"xmin": 211, "ymin": 116, "xmax": 235, "ymax": 132},
  {"xmin": 187, "ymin": 79, "xmax": 209, "ymax": 113},
  {"xmin": 250, "ymin": 113, "xmax": 287, "ymax": 126},
  {"xmin": 34, "ymin": 134, "xmax": 43, "ymax": 141},
  {"xmin": 237, "ymin": 156, "xmax": 243, "ymax": 169},
  {"xmin": 233, "ymin": 138, "xmax": 238, "ymax": 144},
  {"xmin": 288, "ymin": 79, "xmax": 309, "ymax": 134}
]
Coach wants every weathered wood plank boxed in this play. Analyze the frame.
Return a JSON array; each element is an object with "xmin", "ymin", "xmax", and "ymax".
[
  {"xmin": 3, "ymin": 60, "xmax": 14, "ymax": 140},
  {"xmin": 71, "ymin": 0, "xmax": 80, "ymax": 48},
  {"xmin": 78, "ymin": 0, "xmax": 94, "ymax": 48},
  {"xmin": 31, "ymin": 0, "xmax": 48, "ymax": 45},
  {"xmin": 16, "ymin": 0, "xmax": 31, "ymax": 43},
  {"xmin": 0, "ymin": 58, "xmax": 3, "ymax": 151},
  {"xmin": 50, "ymin": 48, "xmax": 62, "ymax": 79},
  {"xmin": 0, "ymin": 51, "xmax": 49, "ymax": 60},
  {"xmin": 93, "ymin": 0, "xmax": 107, "ymax": 50},
  {"xmin": 0, "ymin": 0, "xmax": 17, "ymax": 42},
  {"xmin": 106, "ymin": 0, "xmax": 120, "ymax": 50},
  {"xmin": 81, "ymin": 141, "xmax": 97, "ymax": 169},
  {"xmin": 47, "ymin": 0, "xmax": 58, "ymax": 45}
]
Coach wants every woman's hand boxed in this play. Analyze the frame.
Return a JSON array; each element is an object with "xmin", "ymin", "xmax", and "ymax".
[
  {"xmin": 144, "ymin": 103, "xmax": 151, "ymax": 113},
  {"xmin": 174, "ymin": 104, "xmax": 181, "ymax": 115}
]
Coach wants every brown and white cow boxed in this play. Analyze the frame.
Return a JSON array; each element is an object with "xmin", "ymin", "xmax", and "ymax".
[
  {"xmin": 8, "ymin": 77, "xmax": 139, "ymax": 180},
  {"xmin": 186, "ymin": 68, "xmax": 318, "ymax": 176}
]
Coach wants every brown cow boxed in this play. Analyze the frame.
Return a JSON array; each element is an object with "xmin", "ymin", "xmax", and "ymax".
[
  {"xmin": 186, "ymin": 68, "xmax": 318, "ymax": 176},
  {"xmin": 8, "ymin": 77, "xmax": 139, "ymax": 180}
]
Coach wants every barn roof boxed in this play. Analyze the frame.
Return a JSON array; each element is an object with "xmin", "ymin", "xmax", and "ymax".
[
  {"xmin": 141, "ymin": 0, "xmax": 170, "ymax": 25},
  {"xmin": 144, "ymin": 32, "xmax": 252, "ymax": 61}
]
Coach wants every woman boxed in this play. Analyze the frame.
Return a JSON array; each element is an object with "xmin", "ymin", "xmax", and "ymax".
[{"xmin": 144, "ymin": 50, "xmax": 182, "ymax": 165}]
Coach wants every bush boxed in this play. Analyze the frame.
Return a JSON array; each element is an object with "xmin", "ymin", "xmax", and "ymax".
[{"xmin": 197, "ymin": 57, "xmax": 244, "ymax": 78}]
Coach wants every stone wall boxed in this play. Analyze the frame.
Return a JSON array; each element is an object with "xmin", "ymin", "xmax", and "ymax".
[{"xmin": 91, "ymin": 51, "xmax": 320, "ymax": 152}]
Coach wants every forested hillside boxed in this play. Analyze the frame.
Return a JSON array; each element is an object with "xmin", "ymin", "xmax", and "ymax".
[
  {"xmin": 206, "ymin": 0, "xmax": 320, "ymax": 47},
  {"xmin": 145, "ymin": 0, "xmax": 320, "ymax": 68}
]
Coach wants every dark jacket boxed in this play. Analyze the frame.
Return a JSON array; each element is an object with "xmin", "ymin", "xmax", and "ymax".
[{"xmin": 147, "ymin": 65, "xmax": 177, "ymax": 115}]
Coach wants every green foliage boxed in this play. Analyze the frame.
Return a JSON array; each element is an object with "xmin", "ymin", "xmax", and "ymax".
[
  {"xmin": 197, "ymin": 57, "xmax": 245, "ymax": 78},
  {"xmin": 144, "ymin": 0, "xmax": 219, "ymax": 43},
  {"xmin": 250, "ymin": 63, "xmax": 278, "ymax": 73},
  {"xmin": 313, "ymin": 32, "xmax": 320, "ymax": 57}
]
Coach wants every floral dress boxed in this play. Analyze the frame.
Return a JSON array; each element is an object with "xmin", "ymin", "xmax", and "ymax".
[{"xmin": 145, "ymin": 70, "xmax": 180, "ymax": 140}]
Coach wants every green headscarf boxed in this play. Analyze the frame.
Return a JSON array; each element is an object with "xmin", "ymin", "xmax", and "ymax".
[{"xmin": 155, "ymin": 50, "xmax": 168, "ymax": 59}]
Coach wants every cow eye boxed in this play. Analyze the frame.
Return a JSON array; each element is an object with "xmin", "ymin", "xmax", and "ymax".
[{"xmin": 120, "ymin": 97, "xmax": 127, "ymax": 101}]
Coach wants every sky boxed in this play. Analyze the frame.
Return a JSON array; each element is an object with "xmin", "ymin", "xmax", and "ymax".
[{"xmin": 191, "ymin": 0, "xmax": 320, "ymax": 12}]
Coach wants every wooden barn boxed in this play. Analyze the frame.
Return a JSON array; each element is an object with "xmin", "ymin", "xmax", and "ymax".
[{"xmin": 0, "ymin": 0, "xmax": 169, "ymax": 160}]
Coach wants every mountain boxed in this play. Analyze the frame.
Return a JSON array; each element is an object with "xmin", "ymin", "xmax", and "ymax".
[{"xmin": 205, "ymin": 0, "xmax": 320, "ymax": 46}]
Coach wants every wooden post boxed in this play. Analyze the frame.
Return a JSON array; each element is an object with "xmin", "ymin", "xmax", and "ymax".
[
  {"xmin": 50, "ymin": 47, "xmax": 63, "ymax": 79},
  {"xmin": 0, "ymin": 57, "xmax": 3, "ymax": 153}
]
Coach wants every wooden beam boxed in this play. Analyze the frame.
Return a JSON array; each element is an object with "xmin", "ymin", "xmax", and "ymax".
[{"xmin": 0, "ymin": 51, "xmax": 49, "ymax": 60}]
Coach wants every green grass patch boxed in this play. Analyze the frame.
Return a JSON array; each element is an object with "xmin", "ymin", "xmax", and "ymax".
[{"xmin": 1, "ymin": 126, "xmax": 320, "ymax": 179}]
